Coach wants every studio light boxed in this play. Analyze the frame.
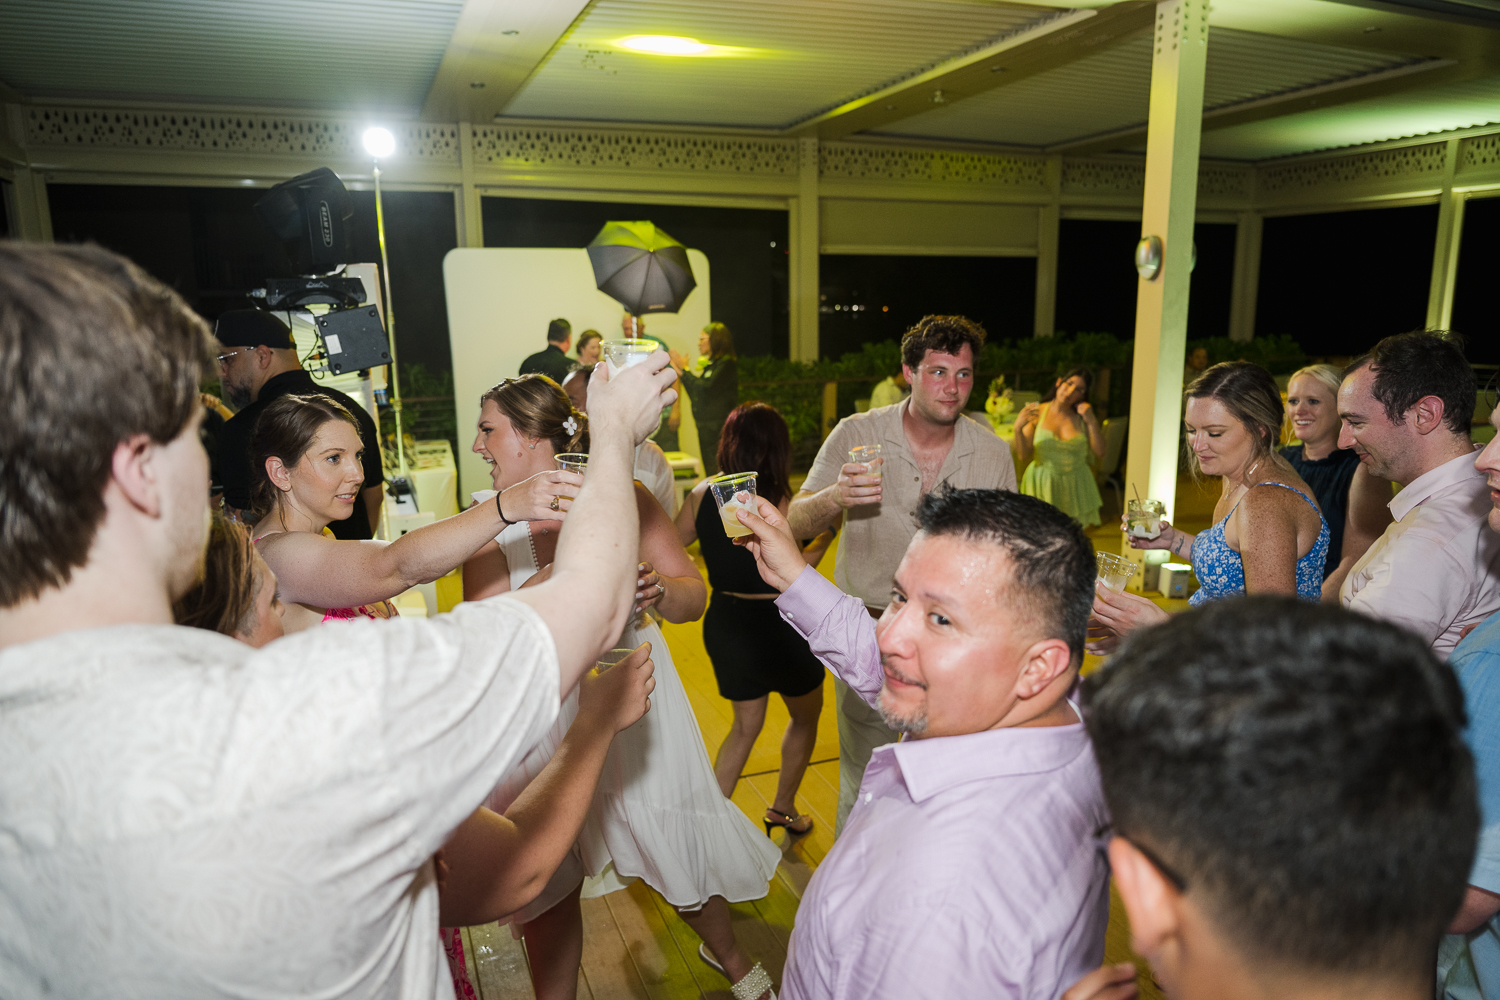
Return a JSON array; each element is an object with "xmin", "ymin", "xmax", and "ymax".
[{"xmin": 362, "ymin": 127, "xmax": 396, "ymax": 159}]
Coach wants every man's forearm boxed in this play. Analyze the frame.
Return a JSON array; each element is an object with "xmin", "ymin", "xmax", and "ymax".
[{"xmin": 787, "ymin": 487, "xmax": 842, "ymax": 539}]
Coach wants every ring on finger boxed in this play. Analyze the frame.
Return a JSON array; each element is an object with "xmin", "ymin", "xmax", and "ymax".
[
  {"xmin": 549, "ymin": 495, "xmax": 561, "ymax": 512},
  {"xmin": 654, "ymin": 582, "xmax": 665, "ymax": 599}
]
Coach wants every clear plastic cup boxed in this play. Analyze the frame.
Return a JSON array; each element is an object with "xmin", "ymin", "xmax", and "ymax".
[
  {"xmin": 848, "ymin": 443, "xmax": 883, "ymax": 480},
  {"xmin": 1127, "ymin": 499, "xmax": 1166, "ymax": 540},
  {"xmin": 1096, "ymin": 551, "xmax": 1136, "ymax": 592},
  {"xmin": 708, "ymin": 472, "xmax": 758, "ymax": 539},
  {"xmin": 596, "ymin": 647, "xmax": 638, "ymax": 673},
  {"xmin": 555, "ymin": 453, "xmax": 589, "ymax": 475},
  {"xmin": 601, "ymin": 338, "xmax": 659, "ymax": 377}
]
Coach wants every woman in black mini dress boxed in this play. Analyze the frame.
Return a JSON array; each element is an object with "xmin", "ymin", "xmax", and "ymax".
[{"xmin": 676, "ymin": 402, "xmax": 835, "ymax": 837}]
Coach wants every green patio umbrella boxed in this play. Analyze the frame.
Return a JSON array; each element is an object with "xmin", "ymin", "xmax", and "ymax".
[{"xmin": 585, "ymin": 220, "xmax": 698, "ymax": 314}]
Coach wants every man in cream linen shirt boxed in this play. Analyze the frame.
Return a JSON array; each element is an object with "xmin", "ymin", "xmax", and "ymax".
[
  {"xmin": 0, "ymin": 243, "xmax": 677, "ymax": 999},
  {"xmin": 1336, "ymin": 331, "xmax": 1500, "ymax": 658},
  {"xmin": 789, "ymin": 315, "xmax": 1016, "ymax": 833}
]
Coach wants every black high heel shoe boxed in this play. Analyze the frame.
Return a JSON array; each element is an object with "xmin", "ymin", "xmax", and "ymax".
[{"xmin": 763, "ymin": 807, "xmax": 813, "ymax": 837}]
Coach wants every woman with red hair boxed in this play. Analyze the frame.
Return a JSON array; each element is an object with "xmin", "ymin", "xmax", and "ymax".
[{"xmin": 677, "ymin": 402, "xmax": 835, "ymax": 836}]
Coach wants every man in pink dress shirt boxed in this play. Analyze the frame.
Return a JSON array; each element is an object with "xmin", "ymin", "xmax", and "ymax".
[
  {"xmin": 735, "ymin": 486, "xmax": 1109, "ymax": 1000},
  {"xmin": 1336, "ymin": 331, "xmax": 1500, "ymax": 658},
  {"xmin": 1086, "ymin": 595, "xmax": 1476, "ymax": 1000}
]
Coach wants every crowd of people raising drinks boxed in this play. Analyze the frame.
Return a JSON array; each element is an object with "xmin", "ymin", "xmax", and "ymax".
[{"xmin": 4, "ymin": 238, "xmax": 1500, "ymax": 1000}]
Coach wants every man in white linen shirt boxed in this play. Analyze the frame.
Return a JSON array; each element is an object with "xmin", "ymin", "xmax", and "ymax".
[
  {"xmin": 0, "ymin": 242, "xmax": 677, "ymax": 1000},
  {"xmin": 1336, "ymin": 331, "xmax": 1500, "ymax": 659}
]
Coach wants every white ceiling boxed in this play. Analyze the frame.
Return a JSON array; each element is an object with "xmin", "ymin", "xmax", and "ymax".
[
  {"xmin": 872, "ymin": 26, "xmax": 1423, "ymax": 147},
  {"xmin": 0, "ymin": 0, "xmax": 466, "ymax": 112},
  {"xmin": 504, "ymin": 0, "xmax": 1059, "ymax": 129},
  {"xmin": 2, "ymin": 0, "xmax": 1499, "ymax": 161}
]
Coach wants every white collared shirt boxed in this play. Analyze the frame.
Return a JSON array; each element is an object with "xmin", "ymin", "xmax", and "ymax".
[{"xmin": 1341, "ymin": 449, "xmax": 1500, "ymax": 659}]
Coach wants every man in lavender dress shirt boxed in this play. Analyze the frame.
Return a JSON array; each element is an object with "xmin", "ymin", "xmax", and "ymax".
[
  {"xmin": 734, "ymin": 486, "xmax": 1109, "ymax": 1000},
  {"xmin": 1086, "ymin": 596, "xmax": 1477, "ymax": 1000}
]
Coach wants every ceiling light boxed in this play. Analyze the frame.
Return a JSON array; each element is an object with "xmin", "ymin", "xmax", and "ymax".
[
  {"xmin": 619, "ymin": 35, "xmax": 710, "ymax": 55},
  {"xmin": 363, "ymin": 127, "xmax": 395, "ymax": 159}
]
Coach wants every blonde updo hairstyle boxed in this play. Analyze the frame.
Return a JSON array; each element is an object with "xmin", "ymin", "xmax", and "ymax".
[
  {"xmin": 481, "ymin": 374, "xmax": 589, "ymax": 456},
  {"xmin": 1185, "ymin": 361, "xmax": 1294, "ymax": 483}
]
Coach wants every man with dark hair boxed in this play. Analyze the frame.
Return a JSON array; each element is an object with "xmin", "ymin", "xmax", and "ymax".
[
  {"xmin": 214, "ymin": 308, "xmax": 384, "ymax": 538},
  {"xmin": 1337, "ymin": 330, "xmax": 1500, "ymax": 657},
  {"xmin": 1438, "ymin": 395, "xmax": 1500, "ymax": 998},
  {"xmin": 788, "ymin": 315, "xmax": 1016, "ymax": 832},
  {"xmin": 1085, "ymin": 596, "xmax": 1478, "ymax": 1000},
  {"xmin": 0, "ymin": 241, "xmax": 678, "ymax": 999},
  {"xmin": 736, "ymin": 487, "xmax": 1107, "ymax": 999},
  {"xmin": 519, "ymin": 317, "xmax": 573, "ymax": 383}
]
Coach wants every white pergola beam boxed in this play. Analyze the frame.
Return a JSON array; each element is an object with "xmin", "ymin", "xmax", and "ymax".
[
  {"xmin": 789, "ymin": 2, "xmax": 1156, "ymax": 141},
  {"xmin": 420, "ymin": 0, "xmax": 592, "ymax": 124}
]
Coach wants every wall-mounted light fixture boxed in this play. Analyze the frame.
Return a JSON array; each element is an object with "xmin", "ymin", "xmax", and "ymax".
[{"xmin": 1135, "ymin": 235, "xmax": 1163, "ymax": 280}]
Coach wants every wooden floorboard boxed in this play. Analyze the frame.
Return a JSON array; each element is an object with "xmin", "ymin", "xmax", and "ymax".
[
  {"xmin": 466, "ymin": 920, "xmax": 536, "ymax": 1000},
  {"xmin": 579, "ymin": 894, "xmax": 651, "ymax": 1000},
  {"xmin": 604, "ymin": 882, "xmax": 707, "ymax": 1000}
]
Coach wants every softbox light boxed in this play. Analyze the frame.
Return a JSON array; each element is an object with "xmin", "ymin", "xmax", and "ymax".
[{"xmin": 255, "ymin": 167, "xmax": 354, "ymax": 273}]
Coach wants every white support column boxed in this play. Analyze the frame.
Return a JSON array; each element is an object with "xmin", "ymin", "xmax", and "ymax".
[
  {"xmin": 788, "ymin": 137, "xmax": 820, "ymax": 362},
  {"xmin": 457, "ymin": 122, "xmax": 484, "ymax": 249},
  {"xmin": 1426, "ymin": 137, "xmax": 1464, "ymax": 331},
  {"xmin": 1033, "ymin": 154, "xmax": 1062, "ymax": 338},
  {"xmin": 1227, "ymin": 209, "xmax": 1262, "ymax": 343},
  {"xmin": 1122, "ymin": 0, "xmax": 1209, "ymax": 585},
  {"xmin": 9, "ymin": 165, "xmax": 51, "ymax": 242}
]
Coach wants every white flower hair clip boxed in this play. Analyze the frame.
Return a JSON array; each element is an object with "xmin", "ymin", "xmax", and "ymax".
[{"xmin": 562, "ymin": 415, "xmax": 579, "ymax": 436}]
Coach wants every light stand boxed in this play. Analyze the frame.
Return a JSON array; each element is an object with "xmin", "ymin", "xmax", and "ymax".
[{"xmin": 362, "ymin": 127, "xmax": 411, "ymax": 501}]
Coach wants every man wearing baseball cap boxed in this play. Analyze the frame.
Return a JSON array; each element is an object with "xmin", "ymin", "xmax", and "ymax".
[{"xmin": 214, "ymin": 309, "xmax": 385, "ymax": 538}]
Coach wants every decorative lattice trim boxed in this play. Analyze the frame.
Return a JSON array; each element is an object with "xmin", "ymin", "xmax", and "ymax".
[
  {"xmin": 1259, "ymin": 142, "xmax": 1447, "ymax": 194},
  {"xmin": 22, "ymin": 106, "xmax": 460, "ymax": 162},
  {"xmin": 471, "ymin": 125, "xmax": 798, "ymax": 175},
  {"xmin": 1461, "ymin": 134, "xmax": 1500, "ymax": 173},
  {"xmin": 820, "ymin": 143, "xmax": 1047, "ymax": 187}
]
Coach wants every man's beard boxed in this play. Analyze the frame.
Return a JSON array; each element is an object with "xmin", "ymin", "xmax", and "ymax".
[
  {"xmin": 877, "ymin": 687, "xmax": 929, "ymax": 737},
  {"xmin": 223, "ymin": 379, "xmax": 253, "ymax": 411}
]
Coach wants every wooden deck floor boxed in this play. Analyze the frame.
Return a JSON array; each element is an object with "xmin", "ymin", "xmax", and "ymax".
[{"xmin": 453, "ymin": 479, "xmax": 1223, "ymax": 999}]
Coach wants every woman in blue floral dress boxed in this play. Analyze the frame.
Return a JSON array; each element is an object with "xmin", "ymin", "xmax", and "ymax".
[{"xmin": 1089, "ymin": 362, "xmax": 1328, "ymax": 650}]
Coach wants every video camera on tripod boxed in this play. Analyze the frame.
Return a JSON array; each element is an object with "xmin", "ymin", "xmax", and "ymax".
[{"xmin": 251, "ymin": 168, "xmax": 391, "ymax": 376}]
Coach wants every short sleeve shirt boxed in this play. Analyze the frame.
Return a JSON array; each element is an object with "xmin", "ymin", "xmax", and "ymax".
[
  {"xmin": 0, "ymin": 598, "xmax": 559, "ymax": 999},
  {"xmin": 802, "ymin": 399, "xmax": 1018, "ymax": 608}
]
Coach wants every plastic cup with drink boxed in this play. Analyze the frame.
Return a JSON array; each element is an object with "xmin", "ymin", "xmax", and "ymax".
[
  {"xmin": 555, "ymin": 453, "xmax": 589, "ymax": 475},
  {"xmin": 848, "ymin": 443, "xmax": 883, "ymax": 480},
  {"xmin": 601, "ymin": 338, "xmax": 659, "ymax": 377},
  {"xmin": 708, "ymin": 472, "xmax": 758, "ymax": 539},
  {"xmin": 596, "ymin": 647, "xmax": 639, "ymax": 673},
  {"xmin": 1096, "ymin": 551, "xmax": 1136, "ymax": 592},
  {"xmin": 1127, "ymin": 499, "xmax": 1167, "ymax": 540}
]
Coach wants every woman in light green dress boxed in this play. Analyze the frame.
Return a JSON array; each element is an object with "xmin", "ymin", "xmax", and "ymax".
[{"xmin": 1016, "ymin": 367, "xmax": 1106, "ymax": 527}]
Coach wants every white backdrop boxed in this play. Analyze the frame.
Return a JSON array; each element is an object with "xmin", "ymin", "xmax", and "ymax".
[{"xmin": 444, "ymin": 247, "xmax": 711, "ymax": 499}]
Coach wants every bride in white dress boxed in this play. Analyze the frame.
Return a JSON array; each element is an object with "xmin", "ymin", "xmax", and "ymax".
[{"xmin": 463, "ymin": 375, "xmax": 779, "ymax": 1000}]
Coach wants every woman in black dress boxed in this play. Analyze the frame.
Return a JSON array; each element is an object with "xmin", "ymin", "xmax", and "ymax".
[
  {"xmin": 676, "ymin": 402, "xmax": 835, "ymax": 836},
  {"xmin": 671, "ymin": 322, "xmax": 739, "ymax": 476},
  {"xmin": 1280, "ymin": 363, "xmax": 1393, "ymax": 598}
]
